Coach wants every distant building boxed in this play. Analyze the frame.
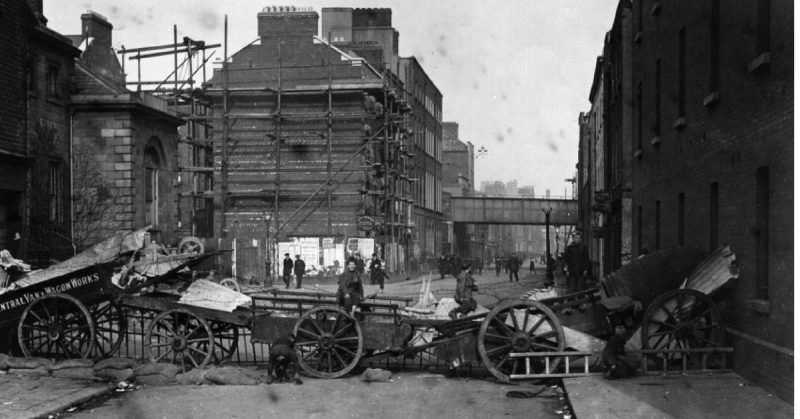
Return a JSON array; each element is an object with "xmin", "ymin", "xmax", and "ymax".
[{"xmin": 442, "ymin": 122, "xmax": 474, "ymax": 195}]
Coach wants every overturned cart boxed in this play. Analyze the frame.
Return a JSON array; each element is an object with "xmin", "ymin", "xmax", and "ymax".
[
  {"xmin": 0, "ymin": 228, "xmax": 229, "ymax": 366},
  {"xmin": 251, "ymin": 289, "xmax": 570, "ymax": 383}
]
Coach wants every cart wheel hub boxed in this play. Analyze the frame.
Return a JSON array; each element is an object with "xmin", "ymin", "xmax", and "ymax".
[
  {"xmin": 319, "ymin": 333, "xmax": 335, "ymax": 350},
  {"xmin": 511, "ymin": 333, "xmax": 530, "ymax": 352},
  {"xmin": 172, "ymin": 336, "xmax": 187, "ymax": 351},
  {"xmin": 48, "ymin": 328, "xmax": 61, "ymax": 341}
]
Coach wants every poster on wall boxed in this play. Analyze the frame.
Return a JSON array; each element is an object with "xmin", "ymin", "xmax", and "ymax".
[{"xmin": 346, "ymin": 238, "xmax": 374, "ymax": 259}]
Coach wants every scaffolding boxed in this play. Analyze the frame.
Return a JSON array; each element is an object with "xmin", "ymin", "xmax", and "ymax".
[{"xmin": 118, "ymin": 18, "xmax": 417, "ymax": 278}]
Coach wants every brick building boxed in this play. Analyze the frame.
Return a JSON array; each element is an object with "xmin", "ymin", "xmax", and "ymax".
[
  {"xmin": 442, "ymin": 121, "xmax": 474, "ymax": 195},
  {"xmin": 0, "ymin": 0, "xmax": 80, "ymax": 263},
  {"xmin": 580, "ymin": 0, "xmax": 793, "ymax": 401},
  {"xmin": 204, "ymin": 7, "xmax": 415, "ymax": 278}
]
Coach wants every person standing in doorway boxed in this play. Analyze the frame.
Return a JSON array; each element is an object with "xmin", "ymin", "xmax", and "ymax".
[
  {"xmin": 282, "ymin": 253, "xmax": 293, "ymax": 289},
  {"xmin": 293, "ymin": 254, "xmax": 306, "ymax": 289},
  {"xmin": 565, "ymin": 232, "xmax": 591, "ymax": 294}
]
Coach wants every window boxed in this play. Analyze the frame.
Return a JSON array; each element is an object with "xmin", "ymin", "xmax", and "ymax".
[
  {"xmin": 46, "ymin": 63, "xmax": 61, "ymax": 98},
  {"xmin": 637, "ymin": 82, "xmax": 643, "ymax": 150},
  {"xmin": 654, "ymin": 59, "xmax": 661, "ymax": 136},
  {"xmin": 677, "ymin": 27, "xmax": 686, "ymax": 118},
  {"xmin": 655, "ymin": 200, "xmax": 661, "ymax": 250},
  {"xmin": 757, "ymin": 0, "xmax": 770, "ymax": 54},
  {"xmin": 27, "ymin": 55, "xmax": 36, "ymax": 92},
  {"xmin": 709, "ymin": 182, "xmax": 719, "ymax": 251},
  {"xmin": 637, "ymin": 205, "xmax": 643, "ymax": 254},
  {"xmin": 49, "ymin": 162, "xmax": 63, "ymax": 223},
  {"xmin": 144, "ymin": 142, "xmax": 163, "ymax": 228},
  {"xmin": 709, "ymin": 0, "xmax": 720, "ymax": 94},
  {"xmin": 755, "ymin": 166, "xmax": 769, "ymax": 299},
  {"xmin": 678, "ymin": 193, "xmax": 685, "ymax": 245}
]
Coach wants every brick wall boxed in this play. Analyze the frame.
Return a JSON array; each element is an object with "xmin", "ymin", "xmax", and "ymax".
[
  {"xmin": 628, "ymin": 0, "xmax": 793, "ymax": 401},
  {"xmin": 0, "ymin": 0, "xmax": 26, "ymax": 156}
]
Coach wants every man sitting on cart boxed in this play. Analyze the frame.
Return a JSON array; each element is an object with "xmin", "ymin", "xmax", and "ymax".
[
  {"xmin": 449, "ymin": 262, "xmax": 478, "ymax": 320},
  {"xmin": 338, "ymin": 257, "xmax": 364, "ymax": 316}
]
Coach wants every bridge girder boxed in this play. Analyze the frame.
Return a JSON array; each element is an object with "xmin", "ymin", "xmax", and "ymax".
[{"xmin": 450, "ymin": 196, "xmax": 578, "ymax": 225}]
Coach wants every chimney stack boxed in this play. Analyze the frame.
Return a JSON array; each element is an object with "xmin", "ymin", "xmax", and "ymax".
[
  {"xmin": 81, "ymin": 11, "xmax": 113, "ymax": 47},
  {"xmin": 257, "ymin": 6, "xmax": 319, "ymax": 42}
]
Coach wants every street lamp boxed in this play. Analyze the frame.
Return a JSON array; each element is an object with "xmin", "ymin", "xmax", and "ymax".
[{"xmin": 541, "ymin": 207, "xmax": 554, "ymax": 286}]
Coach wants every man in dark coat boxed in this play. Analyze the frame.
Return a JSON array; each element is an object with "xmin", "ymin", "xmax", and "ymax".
[
  {"xmin": 282, "ymin": 253, "xmax": 293, "ymax": 289},
  {"xmin": 293, "ymin": 254, "xmax": 306, "ymax": 289},
  {"xmin": 448, "ymin": 262, "xmax": 478, "ymax": 320},
  {"xmin": 564, "ymin": 232, "xmax": 591, "ymax": 294},
  {"xmin": 602, "ymin": 325, "xmax": 637, "ymax": 379},
  {"xmin": 355, "ymin": 253, "xmax": 366, "ymax": 274},
  {"xmin": 338, "ymin": 257, "xmax": 364, "ymax": 315},
  {"xmin": 507, "ymin": 253, "xmax": 521, "ymax": 282},
  {"xmin": 369, "ymin": 253, "xmax": 388, "ymax": 290},
  {"xmin": 438, "ymin": 254, "xmax": 449, "ymax": 279},
  {"xmin": 266, "ymin": 333, "xmax": 302, "ymax": 384},
  {"xmin": 495, "ymin": 256, "xmax": 502, "ymax": 276}
]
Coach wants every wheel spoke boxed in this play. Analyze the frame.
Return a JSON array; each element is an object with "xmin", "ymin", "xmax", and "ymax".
[
  {"xmin": 490, "ymin": 316, "xmax": 514, "ymax": 337},
  {"xmin": 335, "ymin": 336, "xmax": 360, "ymax": 343},
  {"xmin": 334, "ymin": 344, "xmax": 356, "ymax": 358},
  {"xmin": 521, "ymin": 309, "xmax": 530, "ymax": 332},
  {"xmin": 302, "ymin": 347, "xmax": 321, "ymax": 361},
  {"xmin": 308, "ymin": 319, "xmax": 325, "ymax": 336},
  {"xmin": 329, "ymin": 313, "xmax": 341, "ymax": 334},
  {"xmin": 484, "ymin": 344, "xmax": 512, "ymax": 358},
  {"xmin": 485, "ymin": 332, "xmax": 511, "ymax": 342},
  {"xmin": 154, "ymin": 347, "xmax": 175, "ymax": 362},
  {"xmin": 295, "ymin": 340, "xmax": 317, "ymax": 347},
  {"xmin": 509, "ymin": 309, "xmax": 520, "ymax": 331},
  {"xmin": 333, "ymin": 322, "xmax": 354, "ymax": 338},
  {"xmin": 149, "ymin": 342, "xmax": 174, "ymax": 348},
  {"xmin": 527, "ymin": 315, "xmax": 547, "ymax": 335},
  {"xmin": 28, "ymin": 310, "xmax": 48, "ymax": 326},
  {"xmin": 496, "ymin": 354, "xmax": 510, "ymax": 369},
  {"xmin": 327, "ymin": 350, "xmax": 333, "ymax": 373},
  {"xmin": 297, "ymin": 327, "xmax": 320, "ymax": 340},
  {"xmin": 530, "ymin": 341, "xmax": 559, "ymax": 351},
  {"xmin": 531, "ymin": 330, "xmax": 558, "ymax": 341}
]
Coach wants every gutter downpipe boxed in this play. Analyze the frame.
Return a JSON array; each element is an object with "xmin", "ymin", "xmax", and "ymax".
[{"xmin": 68, "ymin": 110, "xmax": 76, "ymax": 256}]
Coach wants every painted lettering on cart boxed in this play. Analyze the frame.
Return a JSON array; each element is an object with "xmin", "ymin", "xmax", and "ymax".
[{"xmin": 0, "ymin": 273, "xmax": 100, "ymax": 312}]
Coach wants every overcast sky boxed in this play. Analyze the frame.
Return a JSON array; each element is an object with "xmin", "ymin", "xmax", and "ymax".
[{"xmin": 46, "ymin": 0, "xmax": 618, "ymax": 196}]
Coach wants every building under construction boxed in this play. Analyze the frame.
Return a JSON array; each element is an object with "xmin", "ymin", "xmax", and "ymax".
[{"xmin": 122, "ymin": 6, "xmax": 445, "ymax": 280}]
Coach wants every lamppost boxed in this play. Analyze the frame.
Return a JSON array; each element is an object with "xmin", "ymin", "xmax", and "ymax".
[{"xmin": 541, "ymin": 207, "xmax": 553, "ymax": 286}]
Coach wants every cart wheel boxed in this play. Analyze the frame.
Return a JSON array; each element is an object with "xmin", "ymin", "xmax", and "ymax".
[
  {"xmin": 86, "ymin": 298, "xmax": 127, "ymax": 358},
  {"xmin": 145, "ymin": 308, "xmax": 214, "ymax": 372},
  {"xmin": 177, "ymin": 237, "xmax": 204, "ymax": 255},
  {"xmin": 293, "ymin": 305, "xmax": 363, "ymax": 378},
  {"xmin": 203, "ymin": 321, "xmax": 239, "ymax": 364},
  {"xmin": 18, "ymin": 294, "xmax": 96, "ymax": 359},
  {"xmin": 478, "ymin": 299, "xmax": 565, "ymax": 383},
  {"xmin": 641, "ymin": 289, "xmax": 724, "ymax": 362},
  {"xmin": 219, "ymin": 278, "xmax": 240, "ymax": 293}
]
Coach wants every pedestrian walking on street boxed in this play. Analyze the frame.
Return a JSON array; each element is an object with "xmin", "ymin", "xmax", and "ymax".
[
  {"xmin": 369, "ymin": 253, "xmax": 389, "ymax": 290},
  {"xmin": 507, "ymin": 253, "xmax": 521, "ymax": 282},
  {"xmin": 438, "ymin": 253, "xmax": 449, "ymax": 279},
  {"xmin": 293, "ymin": 254, "xmax": 306, "ymax": 289},
  {"xmin": 355, "ymin": 253, "xmax": 366, "ymax": 274},
  {"xmin": 565, "ymin": 231, "xmax": 591, "ymax": 295},
  {"xmin": 282, "ymin": 253, "xmax": 293, "ymax": 289},
  {"xmin": 529, "ymin": 259, "xmax": 535, "ymax": 276},
  {"xmin": 494, "ymin": 256, "xmax": 501, "ymax": 276}
]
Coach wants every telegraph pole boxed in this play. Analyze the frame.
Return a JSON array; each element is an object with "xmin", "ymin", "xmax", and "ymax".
[{"xmin": 542, "ymin": 207, "xmax": 554, "ymax": 286}]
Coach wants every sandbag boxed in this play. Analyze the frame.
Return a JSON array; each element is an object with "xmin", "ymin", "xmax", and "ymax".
[
  {"xmin": 134, "ymin": 363, "xmax": 180, "ymax": 378},
  {"xmin": 0, "ymin": 353, "xmax": 9, "ymax": 370},
  {"xmin": 360, "ymin": 368, "xmax": 391, "ymax": 382},
  {"xmin": 204, "ymin": 367, "xmax": 258, "ymax": 386},
  {"xmin": 96, "ymin": 368, "xmax": 134, "ymax": 382},
  {"xmin": 9, "ymin": 366, "xmax": 50, "ymax": 377},
  {"xmin": 6, "ymin": 356, "xmax": 52, "ymax": 370},
  {"xmin": 50, "ymin": 359, "xmax": 95, "ymax": 370},
  {"xmin": 52, "ymin": 367, "xmax": 97, "ymax": 380},
  {"xmin": 135, "ymin": 374, "xmax": 175, "ymax": 386},
  {"xmin": 176, "ymin": 369, "xmax": 213, "ymax": 385},
  {"xmin": 94, "ymin": 357, "xmax": 136, "ymax": 371}
]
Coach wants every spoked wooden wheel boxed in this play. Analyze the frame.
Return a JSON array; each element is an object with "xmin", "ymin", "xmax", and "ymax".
[
  {"xmin": 18, "ymin": 294, "xmax": 96, "ymax": 359},
  {"xmin": 641, "ymin": 289, "xmax": 724, "ymax": 363},
  {"xmin": 86, "ymin": 298, "xmax": 127, "ymax": 358},
  {"xmin": 293, "ymin": 305, "xmax": 363, "ymax": 378},
  {"xmin": 145, "ymin": 309, "xmax": 214, "ymax": 372},
  {"xmin": 177, "ymin": 237, "xmax": 204, "ymax": 255},
  {"xmin": 478, "ymin": 299, "xmax": 565, "ymax": 383},
  {"xmin": 201, "ymin": 321, "xmax": 239, "ymax": 364}
]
